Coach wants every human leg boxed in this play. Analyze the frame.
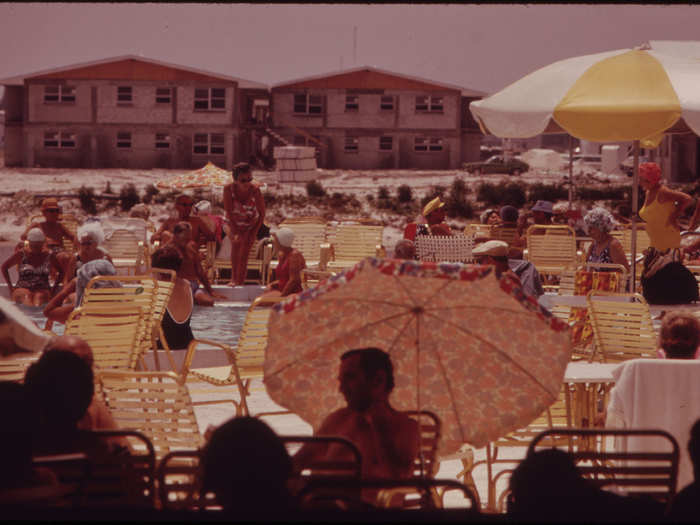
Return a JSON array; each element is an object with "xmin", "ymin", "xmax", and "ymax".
[{"xmin": 32, "ymin": 289, "xmax": 51, "ymax": 307}]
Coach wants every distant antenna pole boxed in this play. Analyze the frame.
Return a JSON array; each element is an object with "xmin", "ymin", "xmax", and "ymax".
[
  {"xmin": 340, "ymin": 56, "xmax": 344, "ymax": 71},
  {"xmin": 353, "ymin": 26, "xmax": 357, "ymax": 65}
]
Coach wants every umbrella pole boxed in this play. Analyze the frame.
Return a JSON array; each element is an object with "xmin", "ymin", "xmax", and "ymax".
[
  {"xmin": 568, "ymin": 135, "xmax": 574, "ymax": 210},
  {"xmin": 631, "ymin": 140, "xmax": 640, "ymax": 293}
]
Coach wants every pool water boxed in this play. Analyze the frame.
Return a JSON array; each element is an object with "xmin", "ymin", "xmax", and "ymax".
[{"xmin": 17, "ymin": 302, "xmax": 250, "ymax": 345}]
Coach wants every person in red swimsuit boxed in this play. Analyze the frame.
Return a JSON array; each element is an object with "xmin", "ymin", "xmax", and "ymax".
[
  {"xmin": 261, "ymin": 227, "xmax": 306, "ymax": 299},
  {"xmin": 223, "ymin": 163, "xmax": 265, "ymax": 286},
  {"xmin": 403, "ymin": 197, "xmax": 451, "ymax": 241}
]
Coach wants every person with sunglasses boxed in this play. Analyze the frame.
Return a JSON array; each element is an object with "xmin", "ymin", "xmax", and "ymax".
[{"xmin": 223, "ymin": 163, "xmax": 265, "ymax": 286}]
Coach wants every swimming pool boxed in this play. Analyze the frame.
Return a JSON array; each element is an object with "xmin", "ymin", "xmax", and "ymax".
[{"xmin": 17, "ymin": 302, "xmax": 250, "ymax": 345}]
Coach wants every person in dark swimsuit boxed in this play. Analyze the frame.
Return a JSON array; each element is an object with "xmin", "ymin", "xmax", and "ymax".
[
  {"xmin": 1, "ymin": 228, "xmax": 62, "ymax": 306},
  {"xmin": 151, "ymin": 246, "xmax": 194, "ymax": 351}
]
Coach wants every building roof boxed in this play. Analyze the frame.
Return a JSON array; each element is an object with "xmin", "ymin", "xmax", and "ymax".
[
  {"xmin": 272, "ymin": 65, "xmax": 486, "ymax": 97},
  {"xmin": 645, "ymin": 40, "xmax": 700, "ymax": 59},
  {"xmin": 0, "ymin": 55, "xmax": 267, "ymax": 89}
]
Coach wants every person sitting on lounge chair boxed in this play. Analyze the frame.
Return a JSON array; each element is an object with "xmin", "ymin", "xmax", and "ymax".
[
  {"xmin": 403, "ymin": 197, "xmax": 452, "ymax": 241},
  {"xmin": 293, "ymin": 348, "xmax": 419, "ymax": 486}
]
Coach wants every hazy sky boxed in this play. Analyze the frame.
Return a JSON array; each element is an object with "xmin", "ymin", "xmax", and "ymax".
[{"xmin": 1, "ymin": 3, "xmax": 700, "ymax": 94}]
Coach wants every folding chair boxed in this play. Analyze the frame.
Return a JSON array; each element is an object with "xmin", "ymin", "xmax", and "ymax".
[
  {"xmin": 98, "ymin": 370, "xmax": 203, "ymax": 460},
  {"xmin": 471, "ymin": 385, "xmax": 575, "ymax": 511},
  {"xmin": 31, "ymin": 430, "xmax": 156, "ymax": 509},
  {"xmin": 65, "ymin": 304, "xmax": 148, "ymax": 371},
  {"xmin": 528, "ymin": 428, "xmax": 679, "ymax": 511},
  {"xmin": 525, "ymin": 225, "xmax": 578, "ymax": 289},
  {"xmin": 415, "ymin": 235, "xmax": 474, "ymax": 263},
  {"xmin": 587, "ymin": 292, "xmax": 656, "ymax": 362},
  {"xmin": 325, "ymin": 224, "xmax": 384, "ymax": 273},
  {"xmin": 102, "ymin": 229, "xmax": 148, "ymax": 276}
]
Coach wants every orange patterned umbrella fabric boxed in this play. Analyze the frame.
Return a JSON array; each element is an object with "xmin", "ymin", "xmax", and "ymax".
[
  {"xmin": 156, "ymin": 161, "xmax": 232, "ymax": 190},
  {"xmin": 264, "ymin": 257, "xmax": 571, "ymax": 454}
]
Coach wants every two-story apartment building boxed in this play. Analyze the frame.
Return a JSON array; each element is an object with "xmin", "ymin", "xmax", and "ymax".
[
  {"xmin": 0, "ymin": 55, "xmax": 269, "ymax": 169},
  {"xmin": 270, "ymin": 66, "xmax": 486, "ymax": 169}
]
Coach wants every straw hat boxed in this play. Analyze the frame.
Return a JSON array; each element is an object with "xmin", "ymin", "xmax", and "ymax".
[
  {"xmin": 422, "ymin": 197, "xmax": 445, "ymax": 217},
  {"xmin": 41, "ymin": 197, "xmax": 59, "ymax": 211}
]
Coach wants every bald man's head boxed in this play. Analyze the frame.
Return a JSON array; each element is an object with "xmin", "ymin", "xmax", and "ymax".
[{"xmin": 46, "ymin": 335, "xmax": 94, "ymax": 368}]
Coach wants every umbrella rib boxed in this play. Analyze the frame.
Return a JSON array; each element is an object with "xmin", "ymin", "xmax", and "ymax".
[
  {"xmin": 421, "ymin": 310, "xmax": 560, "ymax": 400},
  {"xmin": 392, "ymin": 275, "xmax": 453, "ymax": 309}
]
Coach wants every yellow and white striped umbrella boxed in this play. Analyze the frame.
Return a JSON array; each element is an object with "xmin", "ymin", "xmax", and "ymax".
[{"xmin": 470, "ymin": 47, "xmax": 700, "ymax": 148}]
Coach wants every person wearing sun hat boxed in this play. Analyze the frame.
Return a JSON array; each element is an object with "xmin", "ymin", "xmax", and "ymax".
[
  {"xmin": 635, "ymin": 162, "xmax": 698, "ymax": 304},
  {"xmin": 473, "ymin": 239, "xmax": 543, "ymax": 298},
  {"xmin": 403, "ymin": 196, "xmax": 452, "ymax": 241}
]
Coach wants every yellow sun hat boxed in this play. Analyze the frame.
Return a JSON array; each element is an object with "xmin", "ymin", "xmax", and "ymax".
[{"xmin": 422, "ymin": 197, "xmax": 445, "ymax": 217}]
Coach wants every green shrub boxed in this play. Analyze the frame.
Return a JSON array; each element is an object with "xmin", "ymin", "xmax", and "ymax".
[
  {"xmin": 378, "ymin": 186, "xmax": 390, "ymax": 200},
  {"xmin": 119, "ymin": 183, "xmax": 140, "ymax": 212},
  {"xmin": 576, "ymin": 185, "xmax": 627, "ymax": 201},
  {"xmin": 142, "ymin": 184, "xmax": 159, "ymax": 204},
  {"xmin": 420, "ymin": 186, "xmax": 446, "ymax": 209},
  {"xmin": 306, "ymin": 180, "xmax": 326, "ymax": 198},
  {"xmin": 397, "ymin": 185, "xmax": 413, "ymax": 203},
  {"xmin": 446, "ymin": 197, "xmax": 473, "ymax": 219},
  {"xmin": 263, "ymin": 191, "xmax": 276, "ymax": 206},
  {"xmin": 476, "ymin": 182, "xmax": 525, "ymax": 207},
  {"xmin": 78, "ymin": 186, "xmax": 97, "ymax": 215},
  {"xmin": 104, "ymin": 181, "xmax": 114, "ymax": 195},
  {"xmin": 528, "ymin": 183, "xmax": 569, "ymax": 204},
  {"xmin": 450, "ymin": 177, "xmax": 469, "ymax": 200},
  {"xmin": 501, "ymin": 183, "xmax": 527, "ymax": 207}
]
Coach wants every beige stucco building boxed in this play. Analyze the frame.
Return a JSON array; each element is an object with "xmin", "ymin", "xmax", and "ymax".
[
  {"xmin": 0, "ymin": 55, "xmax": 269, "ymax": 169},
  {"xmin": 270, "ymin": 66, "xmax": 486, "ymax": 169}
]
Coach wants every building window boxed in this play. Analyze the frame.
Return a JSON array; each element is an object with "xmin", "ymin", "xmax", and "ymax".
[
  {"xmin": 380, "ymin": 95, "xmax": 394, "ymax": 111},
  {"xmin": 44, "ymin": 85, "xmax": 75, "ymax": 103},
  {"xmin": 44, "ymin": 131, "xmax": 76, "ymax": 149},
  {"xmin": 345, "ymin": 95, "xmax": 359, "ymax": 112},
  {"xmin": 155, "ymin": 133, "xmax": 170, "ymax": 149},
  {"xmin": 344, "ymin": 136, "xmax": 359, "ymax": 153},
  {"xmin": 293, "ymin": 93, "xmax": 323, "ymax": 115},
  {"xmin": 116, "ymin": 132, "xmax": 132, "ymax": 149},
  {"xmin": 194, "ymin": 88, "xmax": 226, "ymax": 111},
  {"xmin": 155, "ymin": 87, "xmax": 172, "ymax": 104},
  {"xmin": 193, "ymin": 133, "xmax": 225, "ymax": 155},
  {"xmin": 117, "ymin": 86, "xmax": 133, "ymax": 104},
  {"xmin": 415, "ymin": 95, "xmax": 443, "ymax": 113},
  {"xmin": 379, "ymin": 136, "xmax": 393, "ymax": 151},
  {"xmin": 414, "ymin": 136, "xmax": 443, "ymax": 152}
]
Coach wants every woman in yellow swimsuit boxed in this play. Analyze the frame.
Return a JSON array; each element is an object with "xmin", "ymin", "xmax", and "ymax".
[{"xmin": 637, "ymin": 162, "xmax": 698, "ymax": 304}]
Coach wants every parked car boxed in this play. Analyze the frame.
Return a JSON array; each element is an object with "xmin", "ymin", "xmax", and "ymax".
[{"xmin": 463, "ymin": 156, "xmax": 530, "ymax": 175}]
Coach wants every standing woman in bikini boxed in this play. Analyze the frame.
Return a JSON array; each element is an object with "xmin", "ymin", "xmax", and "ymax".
[{"xmin": 223, "ymin": 163, "xmax": 265, "ymax": 286}]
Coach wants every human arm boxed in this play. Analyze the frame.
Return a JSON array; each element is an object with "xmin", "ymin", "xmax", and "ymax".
[
  {"xmin": 1, "ymin": 251, "xmax": 22, "ymax": 292},
  {"xmin": 291, "ymin": 410, "xmax": 344, "ymax": 474},
  {"xmin": 43, "ymin": 279, "xmax": 77, "ymax": 324},
  {"xmin": 48, "ymin": 251, "xmax": 65, "ymax": 294},
  {"xmin": 659, "ymin": 186, "xmax": 693, "ymax": 230},
  {"xmin": 196, "ymin": 217, "xmax": 216, "ymax": 242},
  {"xmin": 608, "ymin": 238, "xmax": 630, "ymax": 272},
  {"xmin": 253, "ymin": 187, "xmax": 266, "ymax": 234},
  {"xmin": 59, "ymin": 223, "xmax": 78, "ymax": 247},
  {"xmin": 187, "ymin": 243, "xmax": 224, "ymax": 299},
  {"xmin": 223, "ymin": 185, "xmax": 234, "ymax": 222}
]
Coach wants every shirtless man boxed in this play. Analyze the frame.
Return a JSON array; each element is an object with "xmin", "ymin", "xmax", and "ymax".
[
  {"xmin": 21, "ymin": 197, "xmax": 77, "ymax": 275},
  {"xmin": 168, "ymin": 221, "xmax": 225, "ymax": 307},
  {"xmin": 293, "ymin": 348, "xmax": 419, "ymax": 484},
  {"xmin": 151, "ymin": 194, "xmax": 215, "ymax": 248}
]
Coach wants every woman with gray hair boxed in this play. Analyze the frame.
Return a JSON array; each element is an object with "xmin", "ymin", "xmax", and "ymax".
[
  {"xmin": 65, "ymin": 222, "xmax": 112, "ymax": 284},
  {"xmin": 583, "ymin": 207, "xmax": 629, "ymax": 271}
]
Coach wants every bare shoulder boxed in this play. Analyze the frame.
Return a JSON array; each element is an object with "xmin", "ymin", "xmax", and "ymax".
[{"xmin": 318, "ymin": 407, "xmax": 352, "ymax": 432}]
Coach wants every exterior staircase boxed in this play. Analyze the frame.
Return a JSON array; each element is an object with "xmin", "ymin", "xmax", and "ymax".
[{"xmin": 265, "ymin": 128, "xmax": 291, "ymax": 146}]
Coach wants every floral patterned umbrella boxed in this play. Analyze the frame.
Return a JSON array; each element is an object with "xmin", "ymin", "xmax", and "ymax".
[
  {"xmin": 156, "ymin": 161, "xmax": 232, "ymax": 190},
  {"xmin": 264, "ymin": 257, "xmax": 571, "ymax": 454}
]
